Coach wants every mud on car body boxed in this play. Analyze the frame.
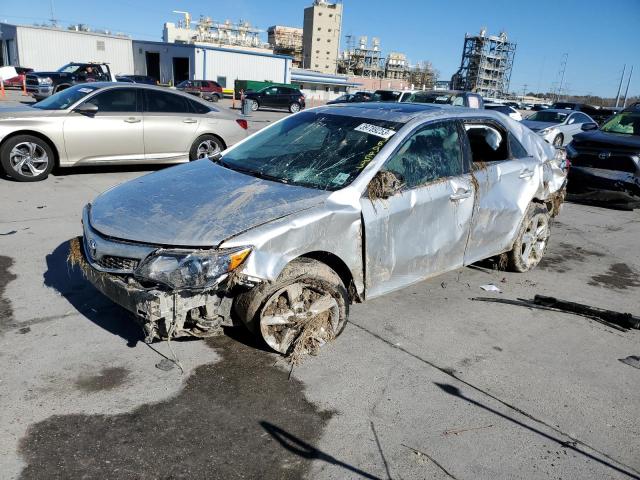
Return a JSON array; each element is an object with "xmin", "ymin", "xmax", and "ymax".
[{"xmin": 78, "ymin": 103, "xmax": 567, "ymax": 355}]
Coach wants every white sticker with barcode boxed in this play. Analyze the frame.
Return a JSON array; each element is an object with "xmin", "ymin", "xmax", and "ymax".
[{"xmin": 354, "ymin": 123, "xmax": 396, "ymax": 139}]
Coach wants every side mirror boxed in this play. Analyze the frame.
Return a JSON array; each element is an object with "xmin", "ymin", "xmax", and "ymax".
[
  {"xmin": 74, "ymin": 102, "xmax": 98, "ymax": 115},
  {"xmin": 581, "ymin": 122, "xmax": 598, "ymax": 131},
  {"xmin": 368, "ymin": 170, "xmax": 403, "ymax": 200}
]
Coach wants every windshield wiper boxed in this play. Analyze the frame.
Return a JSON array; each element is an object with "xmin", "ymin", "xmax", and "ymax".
[{"xmin": 216, "ymin": 158, "xmax": 289, "ymax": 184}]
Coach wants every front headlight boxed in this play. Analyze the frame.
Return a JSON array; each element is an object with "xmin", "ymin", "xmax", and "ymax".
[
  {"xmin": 539, "ymin": 128, "xmax": 551, "ymax": 135},
  {"xmin": 135, "ymin": 247, "xmax": 251, "ymax": 290},
  {"xmin": 38, "ymin": 77, "xmax": 53, "ymax": 85}
]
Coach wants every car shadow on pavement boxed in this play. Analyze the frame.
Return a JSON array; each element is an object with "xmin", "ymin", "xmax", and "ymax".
[
  {"xmin": 434, "ymin": 382, "xmax": 640, "ymax": 479},
  {"xmin": 261, "ymin": 421, "xmax": 382, "ymax": 480},
  {"xmin": 43, "ymin": 240, "xmax": 144, "ymax": 347}
]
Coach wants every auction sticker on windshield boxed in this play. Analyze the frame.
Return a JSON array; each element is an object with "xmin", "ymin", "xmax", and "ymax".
[{"xmin": 354, "ymin": 123, "xmax": 396, "ymax": 139}]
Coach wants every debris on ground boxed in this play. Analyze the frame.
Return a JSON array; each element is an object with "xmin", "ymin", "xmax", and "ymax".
[
  {"xmin": 443, "ymin": 424, "xmax": 494, "ymax": 436},
  {"xmin": 18, "ymin": 327, "xmax": 31, "ymax": 334},
  {"xmin": 155, "ymin": 358, "xmax": 176, "ymax": 371},
  {"xmin": 480, "ymin": 284, "xmax": 502, "ymax": 293},
  {"xmin": 618, "ymin": 356, "xmax": 640, "ymax": 369},
  {"xmin": 36, "ymin": 205, "xmax": 46, "ymax": 209},
  {"xmin": 0, "ymin": 230, "xmax": 17, "ymax": 236},
  {"xmin": 441, "ymin": 281, "xmax": 447, "ymax": 289},
  {"xmin": 472, "ymin": 295, "xmax": 640, "ymax": 331}
]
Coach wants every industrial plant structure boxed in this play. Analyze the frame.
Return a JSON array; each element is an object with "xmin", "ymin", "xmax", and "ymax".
[
  {"xmin": 267, "ymin": 26, "xmax": 303, "ymax": 68},
  {"xmin": 163, "ymin": 12, "xmax": 272, "ymax": 53},
  {"xmin": 451, "ymin": 28, "xmax": 516, "ymax": 97},
  {"xmin": 337, "ymin": 36, "xmax": 436, "ymax": 89}
]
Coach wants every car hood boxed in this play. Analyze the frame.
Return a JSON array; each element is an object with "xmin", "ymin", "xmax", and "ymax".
[
  {"xmin": 89, "ymin": 160, "xmax": 331, "ymax": 247},
  {"xmin": 0, "ymin": 105, "xmax": 54, "ymax": 118},
  {"xmin": 572, "ymin": 130, "xmax": 640, "ymax": 150},
  {"xmin": 521, "ymin": 120, "xmax": 558, "ymax": 132}
]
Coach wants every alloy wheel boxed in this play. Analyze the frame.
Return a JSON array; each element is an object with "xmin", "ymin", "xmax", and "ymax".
[
  {"xmin": 260, "ymin": 282, "xmax": 341, "ymax": 354},
  {"xmin": 196, "ymin": 139, "xmax": 221, "ymax": 159},
  {"xmin": 9, "ymin": 142, "xmax": 49, "ymax": 178},
  {"xmin": 520, "ymin": 213, "xmax": 550, "ymax": 268}
]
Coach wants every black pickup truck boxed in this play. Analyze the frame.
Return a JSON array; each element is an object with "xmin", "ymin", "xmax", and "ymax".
[{"xmin": 26, "ymin": 62, "xmax": 115, "ymax": 100}]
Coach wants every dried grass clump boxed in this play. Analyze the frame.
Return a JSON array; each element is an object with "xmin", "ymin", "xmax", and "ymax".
[
  {"xmin": 287, "ymin": 312, "xmax": 335, "ymax": 366},
  {"xmin": 67, "ymin": 236, "xmax": 84, "ymax": 268}
]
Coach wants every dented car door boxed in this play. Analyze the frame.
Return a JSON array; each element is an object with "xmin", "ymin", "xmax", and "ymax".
[
  {"xmin": 462, "ymin": 122, "xmax": 542, "ymax": 264},
  {"xmin": 361, "ymin": 120, "xmax": 475, "ymax": 298}
]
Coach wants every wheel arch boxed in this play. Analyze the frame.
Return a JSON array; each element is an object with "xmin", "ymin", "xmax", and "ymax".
[
  {"xmin": 298, "ymin": 250, "xmax": 362, "ymax": 303},
  {"xmin": 0, "ymin": 130, "xmax": 61, "ymax": 166}
]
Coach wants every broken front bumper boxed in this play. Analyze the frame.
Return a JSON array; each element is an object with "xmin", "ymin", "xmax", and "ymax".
[{"xmin": 72, "ymin": 237, "xmax": 234, "ymax": 343}]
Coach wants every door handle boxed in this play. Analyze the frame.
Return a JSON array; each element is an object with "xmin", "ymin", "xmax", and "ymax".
[
  {"xmin": 450, "ymin": 189, "xmax": 472, "ymax": 201},
  {"xmin": 519, "ymin": 169, "xmax": 534, "ymax": 179},
  {"xmin": 183, "ymin": 118, "xmax": 197, "ymax": 124},
  {"xmin": 124, "ymin": 117, "xmax": 141, "ymax": 123}
]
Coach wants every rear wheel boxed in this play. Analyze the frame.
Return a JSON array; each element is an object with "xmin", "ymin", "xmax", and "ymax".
[
  {"xmin": 189, "ymin": 134, "xmax": 224, "ymax": 160},
  {"xmin": 250, "ymin": 99, "xmax": 259, "ymax": 111},
  {"xmin": 507, "ymin": 203, "xmax": 551, "ymax": 272},
  {"xmin": 289, "ymin": 102, "xmax": 301, "ymax": 113},
  {"xmin": 0, "ymin": 135, "xmax": 55, "ymax": 182},
  {"xmin": 552, "ymin": 134, "xmax": 563, "ymax": 147},
  {"xmin": 234, "ymin": 258, "xmax": 349, "ymax": 355}
]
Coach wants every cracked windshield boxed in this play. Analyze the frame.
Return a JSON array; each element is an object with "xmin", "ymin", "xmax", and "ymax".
[{"xmin": 220, "ymin": 111, "xmax": 404, "ymax": 190}]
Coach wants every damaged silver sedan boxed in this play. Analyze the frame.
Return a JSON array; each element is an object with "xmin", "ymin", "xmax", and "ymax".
[{"xmin": 76, "ymin": 102, "xmax": 567, "ymax": 355}]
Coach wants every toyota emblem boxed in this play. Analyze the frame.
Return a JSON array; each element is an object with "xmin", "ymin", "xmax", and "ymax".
[
  {"xmin": 598, "ymin": 151, "xmax": 611, "ymax": 160},
  {"xmin": 88, "ymin": 239, "xmax": 97, "ymax": 260}
]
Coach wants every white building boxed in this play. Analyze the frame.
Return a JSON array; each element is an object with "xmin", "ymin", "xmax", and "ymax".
[
  {"xmin": 132, "ymin": 41, "xmax": 292, "ymax": 89},
  {"xmin": 0, "ymin": 23, "xmax": 134, "ymax": 74}
]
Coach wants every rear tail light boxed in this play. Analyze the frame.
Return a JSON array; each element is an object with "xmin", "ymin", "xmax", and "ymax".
[{"xmin": 236, "ymin": 119, "xmax": 248, "ymax": 130}]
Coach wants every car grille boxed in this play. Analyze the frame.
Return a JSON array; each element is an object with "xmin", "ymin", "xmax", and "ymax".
[
  {"xmin": 26, "ymin": 75, "xmax": 39, "ymax": 87},
  {"xmin": 96, "ymin": 255, "xmax": 139, "ymax": 271},
  {"xmin": 571, "ymin": 149, "xmax": 637, "ymax": 173}
]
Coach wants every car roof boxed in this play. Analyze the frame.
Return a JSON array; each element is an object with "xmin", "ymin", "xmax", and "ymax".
[
  {"xmin": 78, "ymin": 82, "xmax": 216, "ymax": 105},
  {"xmin": 316, "ymin": 101, "xmax": 506, "ymax": 123},
  {"xmin": 534, "ymin": 109, "xmax": 578, "ymax": 114}
]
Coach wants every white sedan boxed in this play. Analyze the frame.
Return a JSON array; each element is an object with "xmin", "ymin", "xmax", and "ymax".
[
  {"xmin": 521, "ymin": 109, "xmax": 596, "ymax": 147},
  {"xmin": 484, "ymin": 103, "xmax": 523, "ymax": 121}
]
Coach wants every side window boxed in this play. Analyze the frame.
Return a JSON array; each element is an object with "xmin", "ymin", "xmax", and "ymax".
[
  {"xmin": 508, "ymin": 134, "xmax": 529, "ymax": 158},
  {"xmin": 265, "ymin": 87, "xmax": 278, "ymax": 96},
  {"xmin": 567, "ymin": 114, "xmax": 577, "ymax": 125},
  {"xmin": 574, "ymin": 113, "xmax": 590, "ymax": 123},
  {"xmin": 384, "ymin": 121, "xmax": 464, "ymax": 188},
  {"xmin": 144, "ymin": 90, "xmax": 191, "ymax": 113},
  {"xmin": 88, "ymin": 88, "xmax": 138, "ymax": 113},
  {"xmin": 189, "ymin": 99, "xmax": 211, "ymax": 114},
  {"xmin": 465, "ymin": 124, "xmax": 510, "ymax": 164}
]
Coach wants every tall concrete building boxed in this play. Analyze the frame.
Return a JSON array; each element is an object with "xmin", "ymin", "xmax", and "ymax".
[{"xmin": 302, "ymin": 0, "xmax": 343, "ymax": 74}]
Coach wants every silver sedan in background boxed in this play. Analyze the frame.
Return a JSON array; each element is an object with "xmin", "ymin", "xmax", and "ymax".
[
  {"xmin": 0, "ymin": 83, "xmax": 249, "ymax": 181},
  {"xmin": 521, "ymin": 109, "xmax": 596, "ymax": 147}
]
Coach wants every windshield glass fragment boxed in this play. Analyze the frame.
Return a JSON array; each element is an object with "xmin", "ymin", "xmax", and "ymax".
[{"xmin": 220, "ymin": 111, "xmax": 404, "ymax": 190}]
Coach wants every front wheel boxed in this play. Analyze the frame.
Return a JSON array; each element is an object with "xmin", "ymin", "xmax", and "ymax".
[
  {"xmin": 189, "ymin": 134, "xmax": 224, "ymax": 160},
  {"xmin": 250, "ymin": 100, "xmax": 259, "ymax": 111},
  {"xmin": 507, "ymin": 203, "xmax": 551, "ymax": 272},
  {"xmin": 552, "ymin": 134, "xmax": 563, "ymax": 147},
  {"xmin": 289, "ymin": 102, "xmax": 301, "ymax": 113},
  {"xmin": 0, "ymin": 135, "xmax": 55, "ymax": 182},
  {"xmin": 234, "ymin": 258, "xmax": 349, "ymax": 355}
]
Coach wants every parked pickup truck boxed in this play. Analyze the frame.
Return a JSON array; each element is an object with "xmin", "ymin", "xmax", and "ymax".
[{"xmin": 26, "ymin": 62, "xmax": 115, "ymax": 100}]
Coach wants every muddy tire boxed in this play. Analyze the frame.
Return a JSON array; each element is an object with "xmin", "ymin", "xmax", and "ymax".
[
  {"xmin": 0, "ymin": 134, "xmax": 55, "ymax": 182},
  {"xmin": 234, "ymin": 258, "xmax": 349, "ymax": 354},
  {"xmin": 507, "ymin": 203, "xmax": 551, "ymax": 272},
  {"xmin": 552, "ymin": 134, "xmax": 563, "ymax": 147},
  {"xmin": 189, "ymin": 134, "xmax": 224, "ymax": 160}
]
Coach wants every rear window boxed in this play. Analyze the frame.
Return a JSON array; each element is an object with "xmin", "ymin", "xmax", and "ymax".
[
  {"xmin": 374, "ymin": 90, "xmax": 402, "ymax": 102},
  {"xmin": 221, "ymin": 111, "xmax": 404, "ymax": 190}
]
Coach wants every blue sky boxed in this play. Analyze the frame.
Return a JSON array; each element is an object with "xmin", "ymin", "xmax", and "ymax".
[{"xmin": 2, "ymin": 0, "xmax": 638, "ymax": 98}]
